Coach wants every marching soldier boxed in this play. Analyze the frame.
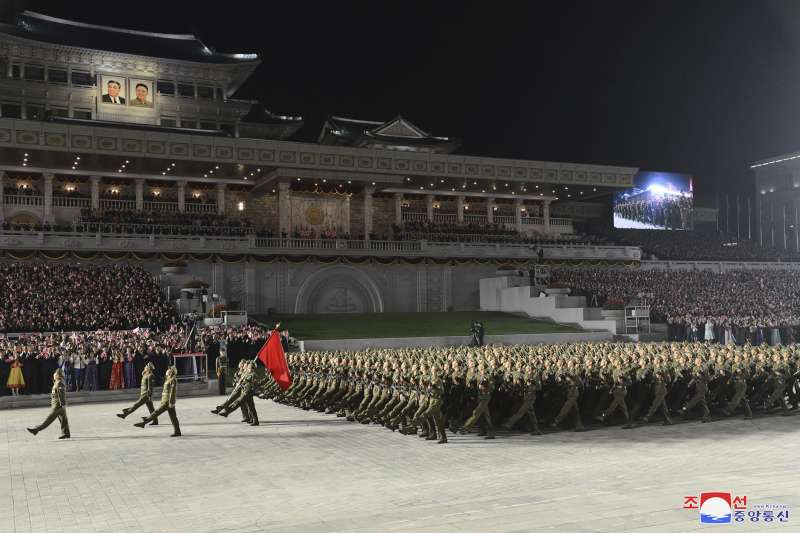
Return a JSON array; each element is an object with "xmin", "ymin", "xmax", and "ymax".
[
  {"xmin": 134, "ymin": 366, "xmax": 181, "ymax": 437},
  {"xmin": 218, "ymin": 361, "xmax": 259, "ymax": 426},
  {"xmin": 116, "ymin": 362, "xmax": 157, "ymax": 424},
  {"xmin": 596, "ymin": 370, "xmax": 633, "ymax": 429},
  {"xmin": 550, "ymin": 367, "xmax": 585, "ymax": 431},
  {"xmin": 27, "ymin": 368, "xmax": 70, "ymax": 439},
  {"xmin": 216, "ymin": 347, "xmax": 229, "ymax": 396}
]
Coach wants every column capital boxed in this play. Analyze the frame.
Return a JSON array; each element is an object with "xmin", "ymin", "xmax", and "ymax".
[
  {"xmin": 215, "ymin": 181, "xmax": 226, "ymax": 190},
  {"xmin": 363, "ymin": 185, "xmax": 376, "ymax": 196},
  {"xmin": 90, "ymin": 175, "xmax": 101, "ymax": 184},
  {"xmin": 278, "ymin": 181, "xmax": 291, "ymax": 192},
  {"xmin": 394, "ymin": 192, "xmax": 404, "ymax": 200},
  {"xmin": 42, "ymin": 172, "xmax": 54, "ymax": 182}
]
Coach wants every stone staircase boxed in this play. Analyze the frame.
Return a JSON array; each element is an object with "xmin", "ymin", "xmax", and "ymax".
[{"xmin": 480, "ymin": 276, "xmax": 621, "ymax": 334}]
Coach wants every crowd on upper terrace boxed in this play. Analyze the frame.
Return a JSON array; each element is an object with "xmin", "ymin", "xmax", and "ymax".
[{"xmin": 612, "ymin": 229, "xmax": 800, "ymax": 262}]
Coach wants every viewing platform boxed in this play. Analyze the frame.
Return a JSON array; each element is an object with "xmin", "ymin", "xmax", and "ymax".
[{"xmin": 0, "ymin": 229, "xmax": 642, "ymax": 261}]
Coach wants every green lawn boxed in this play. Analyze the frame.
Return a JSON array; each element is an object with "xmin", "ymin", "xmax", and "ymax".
[{"xmin": 251, "ymin": 311, "xmax": 580, "ymax": 340}]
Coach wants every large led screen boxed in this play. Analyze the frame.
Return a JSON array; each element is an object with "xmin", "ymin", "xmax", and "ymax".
[{"xmin": 613, "ymin": 171, "xmax": 693, "ymax": 230}]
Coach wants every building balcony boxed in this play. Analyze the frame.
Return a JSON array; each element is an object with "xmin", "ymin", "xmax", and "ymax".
[{"xmin": 0, "ymin": 228, "xmax": 642, "ymax": 261}]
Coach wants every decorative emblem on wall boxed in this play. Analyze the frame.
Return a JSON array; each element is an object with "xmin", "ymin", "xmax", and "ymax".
[{"xmin": 305, "ymin": 206, "xmax": 324, "ymax": 226}]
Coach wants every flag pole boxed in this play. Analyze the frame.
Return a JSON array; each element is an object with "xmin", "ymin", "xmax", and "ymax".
[{"xmin": 253, "ymin": 323, "xmax": 281, "ymax": 363}]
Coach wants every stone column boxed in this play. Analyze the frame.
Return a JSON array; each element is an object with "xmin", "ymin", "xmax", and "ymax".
[
  {"xmin": 394, "ymin": 192, "xmax": 403, "ymax": 226},
  {"xmin": 543, "ymin": 199, "xmax": 551, "ymax": 234},
  {"xmin": 426, "ymin": 194, "xmax": 434, "ymax": 222},
  {"xmin": 216, "ymin": 182, "xmax": 226, "ymax": 215},
  {"xmin": 515, "ymin": 198, "xmax": 523, "ymax": 233},
  {"xmin": 457, "ymin": 195, "xmax": 465, "ymax": 223},
  {"xmin": 364, "ymin": 185, "xmax": 375, "ymax": 241},
  {"xmin": 794, "ymin": 196, "xmax": 800, "ymax": 252},
  {"xmin": 486, "ymin": 198, "xmax": 494, "ymax": 224},
  {"xmin": 177, "ymin": 180, "xmax": 186, "ymax": 213},
  {"xmin": 0, "ymin": 171, "xmax": 5, "ymax": 222},
  {"xmin": 278, "ymin": 181, "xmax": 291, "ymax": 237},
  {"xmin": 135, "ymin": 179, "xmax": 144, "ymax": 212},
  {"xmin": 43, "ymin": 173, "xmax": 54, "ymax": 223},
  {"xmin": 90, "ymin": 176, "xmax": 100, "ymax": 211},
  {"xmin": 343, "ymin": 195, "xmax": 351, "ymax": 236}
]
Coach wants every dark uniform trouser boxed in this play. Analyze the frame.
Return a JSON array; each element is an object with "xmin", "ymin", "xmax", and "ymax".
[
  {"xmin": 644, "ymin": 384, "xmax": 671, "ymax": 422},
  {"xmin": 34, "ymin": 406, "xmax": 70, "ymax": 436},
  {"xmin": 227, "ymin": 393, "xmax": 258, "ymax": 424},
  {"xmin": 415, "ymin": 399, "xmax": 447, "ymax": 440},
  {"xmin": 219, "ymin": 389, "xmax": 249, "ymax": 420},
  {"xmin": 725, "ymin": 381, "xmax": 752, "ymax": 417},
  {"xmin": 123, "ymin": 396, "xmax": 157, "ymax": 423},
  {"xmin": 143, "ymin": 403, "xmax": 180, "ymax": 434},
  {"xmin": 553, "ymin": 392, "xmax": 583, "ymax": 429},
  {"xmin": 767, "ymin": 383, "xmax": 791, "ymax": 413},
  {"xmin": 462, "ymin": 396, "xmax": 495, "ymax": 436},
  {"xmin": 218, "ymin": 372, "xmax": 226, "ymax": 395},
  {"xmin": 683, "ymin": 386, "xmax": 710, "ymax": 419},
  {"xmin": 602, "ymin": 390, "xmax": 630, "ymax": 422},
  {"xmin": 504, "ymin": 393, "xmax": 539, "ymax": 431}
]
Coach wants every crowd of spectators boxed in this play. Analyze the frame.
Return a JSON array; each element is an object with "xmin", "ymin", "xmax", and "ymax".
[
  {"xmin": 612, "ymin": 229, "xmax": 800, "ymax": 262},
  {"xmin": 3, "ymin": 184, "xmax": 40, "ymax": 197},
  {"xmin": 0, "ymin": 263, "xmax": 175, "ymax": 333},
  {"xmin": 393, "ymin": 221, "xmax": 591, "ymax": 245},
  {"xmin": 77, "ymin": 209, "xmax": 254, "ymax": 236},
  {"xmin": 551, "ymin": 267, "xmax": 800, "ymax": 343},
  {"xmin": 0, "ymin": 322, "xmax": 293, "ymax": 396}
]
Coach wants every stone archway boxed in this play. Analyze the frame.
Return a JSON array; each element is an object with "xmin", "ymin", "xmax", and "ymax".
[
  {"xmin": 7, "ymin": 211, "xmax": 41, "ymax": 225},
  {"xmin": 294, "ymin": 266, "xmax": 384, "ymax": 314}
]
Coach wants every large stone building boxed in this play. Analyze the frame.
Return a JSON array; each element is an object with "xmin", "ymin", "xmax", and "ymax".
[{"xmin": 0, "ymin": 11, "xmax": 641, "ymax": 314}]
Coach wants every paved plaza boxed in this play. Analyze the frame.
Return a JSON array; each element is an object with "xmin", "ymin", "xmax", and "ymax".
[{"xmin": 1, "ymin": 396, "xmax": 798, "ymax": 533}]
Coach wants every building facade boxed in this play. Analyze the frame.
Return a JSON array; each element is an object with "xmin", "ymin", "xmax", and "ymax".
[{"xmin": 0, "ymin": 11, "xmax": 641, "ymax": 313}]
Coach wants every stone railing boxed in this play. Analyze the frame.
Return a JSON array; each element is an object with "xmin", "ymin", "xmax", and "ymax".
[
  {"xmin": 52, "ymin": 196, "xmax": 90, "ymax": 208},
  {"xmin": 400, "ymin": 211, "xmax": 427, "ymax": 222},
  {"xmin": 464, "ymin": 213, "xmax": 487, "ymax": 224},
  {"xmin": 143, "ymin": 200, "xmax": 179, "ymax": 212},
  {"xmin": 72, "ymin": 222, "xmax": 254, "ymax": 236},
  {"xmin": 432, "ymin": 213, "xmax": 457, "ymax": 224},
  {"xmin": 185, "ymin": 203, "xmax": 217, "ymax": 214},
  {"xmin": 100, "ymin": 198, "xmax": 137, "ymax": 210},
  {"xmin": 4, "ymin": 194, "xmax": 44, "ymax": 207},
  {"xmin": 0, "ymin": 229, "xmax": 642, "ymax": 261}
]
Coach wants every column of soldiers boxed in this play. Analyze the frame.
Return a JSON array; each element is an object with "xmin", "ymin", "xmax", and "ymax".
[
  {"xmin": 250, "ymin": 342, "xmax": 799, "ymax": 444},
  {"xmin": 614, "ymin": 195, "xmax": 691, "ymax": 229}
]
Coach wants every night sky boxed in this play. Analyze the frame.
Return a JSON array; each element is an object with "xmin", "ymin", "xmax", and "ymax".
[{"xmin": 11, "ymin": 0, "xmax": 800, "ymax": 206}]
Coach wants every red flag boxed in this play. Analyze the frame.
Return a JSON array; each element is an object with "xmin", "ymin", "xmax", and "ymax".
[{"xmin": 257, "ymin": 330, "xmax": 292, "ymax": 390}]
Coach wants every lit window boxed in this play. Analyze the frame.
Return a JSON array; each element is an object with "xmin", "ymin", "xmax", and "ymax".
[{"xmin": 237, "ymin": 201, "xmax": 245, "ymax": 211}]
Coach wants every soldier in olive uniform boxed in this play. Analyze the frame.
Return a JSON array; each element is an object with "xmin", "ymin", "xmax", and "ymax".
[
  {"xmin": 218, "ymin": 361, "xmax": 259, "ymax": 426},
  {"xmin": 216, "ymin": 347, "xmax": 229, "ymax": 396},
  {"xmin": 459, "ymin": 367, "xmax": 496, "ymax": 439},
  {"xmin": 116, "ymin": 362, "xmax": 157, "ymax": 424},
  {"xmin": 134, "ymin": 366, "xmax": 181, "ymax": 436},
  {"xmin": 501, "ymin": 368, "xmax": 542, "ymax": 435},
  {"xmin": 28, "ymin": 368, "xmax": 70, "ymax": 439},
  {"xmin": 550, "ymin": 369, "xmax": 585, "ymax": 431},
  {"xmin": 595, "ymin": 371, "xmax": 633, "ymax": 429},
  {"xmin": 680, "ymin": 362, "xmax": 711, "ymax": 422},
  {"xmin": 640, "ymin": 367, "xmax": 673, "ymax": 425}
]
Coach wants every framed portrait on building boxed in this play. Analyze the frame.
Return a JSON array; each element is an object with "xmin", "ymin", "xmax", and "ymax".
[
  {"xmin": 128, "ymin": 78, "xmax": 154, "ymax": 108},
  {"xmin": 99, "ymin": 75, "xmax": 127, "ymax": 105}
]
